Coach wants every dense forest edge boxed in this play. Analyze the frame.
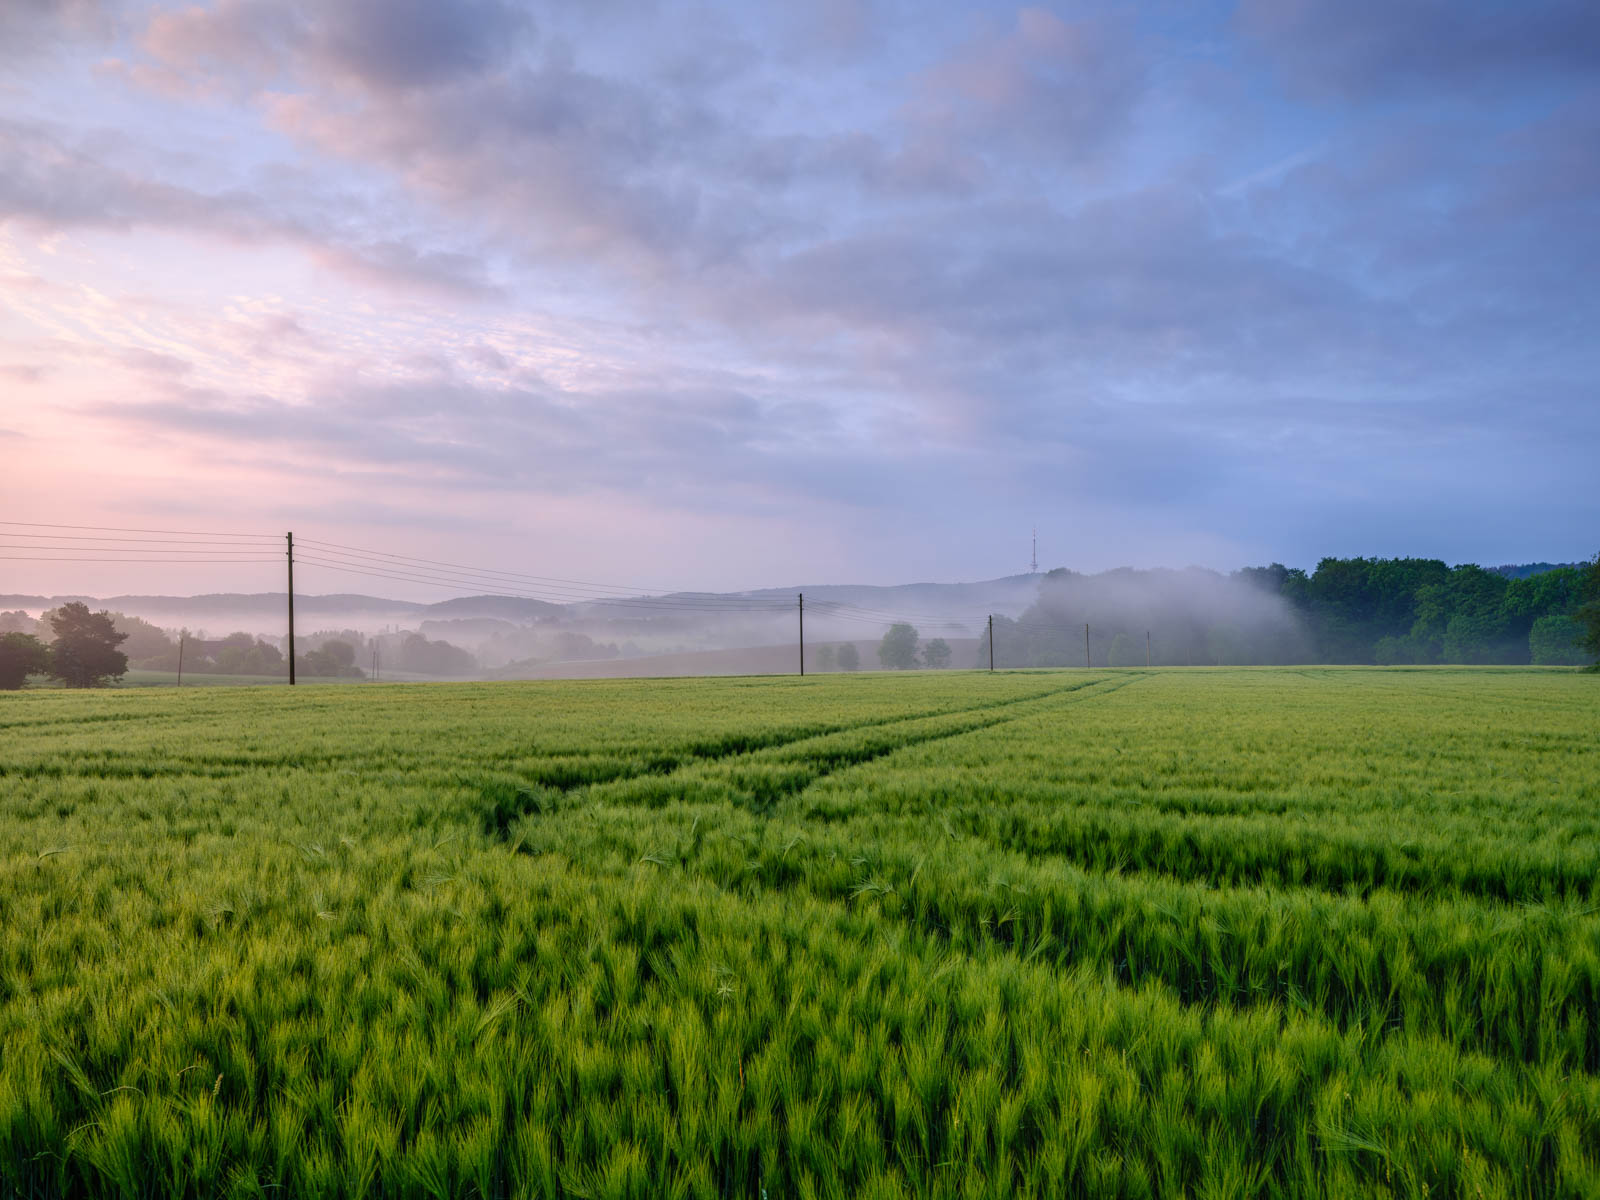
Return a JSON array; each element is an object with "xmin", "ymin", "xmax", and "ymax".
[{"xmin": 994, "ymin": 556, "xmax": 1600, "ymax": 668}]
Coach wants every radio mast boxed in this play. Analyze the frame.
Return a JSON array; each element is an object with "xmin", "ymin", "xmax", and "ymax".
[{"xmin": 1030, "ymin": 528, "xmax": 1038, "ymax": 574}]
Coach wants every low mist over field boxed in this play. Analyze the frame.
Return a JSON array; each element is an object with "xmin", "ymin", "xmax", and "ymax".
[{"xmin": 7, "ymin": 556, "xmax": 1588, "ymax": 680}]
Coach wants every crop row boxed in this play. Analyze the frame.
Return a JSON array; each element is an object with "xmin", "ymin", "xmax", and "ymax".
[{"xmin": 2, "ymin": 835, "xmax": 1596, "ymax": 1198}]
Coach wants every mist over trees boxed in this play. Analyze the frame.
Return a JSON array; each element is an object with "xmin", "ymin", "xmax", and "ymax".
[
  {"xmin": 984, "ymin": 559, "xmax": 1595, "ymax": 669},
  {"xmin": 394, "ymin": 633, "xmax": 476, "ymax": 677},
  {"xmin": 878, "ymin": 624, "xmax": 920, "ymax": 670},
  {"xmin": 989, "ymin": 568, "xmax": 1310, "ymax": 668}
]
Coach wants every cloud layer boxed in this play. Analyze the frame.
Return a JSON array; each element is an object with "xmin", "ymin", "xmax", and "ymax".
[{"xmin": 2, "ymin": 0, "xmax": 1594, "ymax": 597}]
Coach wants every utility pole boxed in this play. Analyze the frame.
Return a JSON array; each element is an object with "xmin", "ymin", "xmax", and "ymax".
[
  {"xmin": 176, "ymin": 633, "xmax": 185, "ymax": 687},
  {"xmin": 372, "ymin": 644, "xmax": 378, "ymax": 682},
  {"xmin": 1084, "ymin": 622, "xmax": 1091, "ymax": 669},
  {"xmin": 798, "ymin": 593, "xmax": 804, "ymax": 676},
  {"xmin": 988, "ymin": 614, "xmax": 994, "ymax": 671},
  {"xmin": 1146, "ymin": 630, "xmax": 1151, "ymax": 668},
  {"xmin": 287, "ymin": 532, "xmax": 296, "ymax": 687}
]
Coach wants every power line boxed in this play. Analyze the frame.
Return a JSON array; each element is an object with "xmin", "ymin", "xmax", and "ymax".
[
  {"xmin": 809, "ymin": 599, "xmax": 979, "ymax": 626},
  {"xmin": 0, "ymin": 556, "xmax": 280, "ymax": 563},
  {"xmin": 292, "ymin": 539, "xmax": 796, "ymax": 610},
  {"xmin": 291, "ymin": 544, "xmax": 989, "ymax": 629},
  {"xmin": 298, "ymin": 537, "xmax": 742, "ymax": 601},
  {"xmin": 0, "ymin": 547, "xmax": 280, "ymax": 563},
  {"xmin": 0, "ymin": 520, "xmax": 277, "ymax": 538},
  {"xmin": 0, "ymin": 533, "xmax": 274, "ymax": 546},
  {"xmin": 293, "ymin": 553, "xmax": 793, "ymax": 614},
  {"xmin": 8, "ymin": 523, "xmax": 1010, "ymax": 651},
  {"xmin": 805, "ymin": 606, "xmax": 973, "ymax": 631}
]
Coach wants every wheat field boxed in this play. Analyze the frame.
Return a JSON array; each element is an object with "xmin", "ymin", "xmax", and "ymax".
[{"xmin": 1, "ymin": 667, "xmax": 1596, "ymax": 1198}]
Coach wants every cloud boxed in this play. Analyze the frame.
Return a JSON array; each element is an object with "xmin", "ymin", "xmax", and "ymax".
[
  {"xmin": 0, "ymin": 117, "xmax": 498, "ymax": 298},
  {"xmin": 1236, "ymin": 0, "xmax": 1600, "ymax": 99},
  {"xmin": 89, "ymin": 365, "xmax": 876, "ymax": 516},
  {"xmin": 7, "ymin": 1, "xmax": 1597, "ymax": 582},
  {"xmin": 0, "ymin": 0, "xmax": 121, "ymax": 54},
  {"xmin": 914, "ymin": 8, "xmax": 1146, "ymax": 160},
  {"xmin": 138, "ymin": 0, "xmax": 533, "ymax": 93}
]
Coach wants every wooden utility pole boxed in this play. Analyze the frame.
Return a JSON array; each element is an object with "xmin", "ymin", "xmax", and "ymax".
[
  {"xmin": 176, "ymin": 633, "xmax": 185, "ymax": 687},
  {"xmin": 988, "ymin": 614, "xmax": 994, "ymax": 671},
  {"xmin": 287, "ymin": 532, "xmax": 296, "ymax": 686},
  {"xmin": 798, "ymin": 593, "xmax": 804, "ymax": 676},
  {"xmin": 1146, "ymin": 631, "xmax": 1151, "ymax": 668},
  {"xmin": 372, "ymin": 644, "xmax": 378, "ymax": 682},
  {"xmin": 1084, "ymin": 623, "xmax": 1091, "ymax": 669}
]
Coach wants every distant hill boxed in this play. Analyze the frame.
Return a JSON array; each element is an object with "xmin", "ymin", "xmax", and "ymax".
[
  {"xmin": 0, "ymin": 577, "xmax": 1046, "ymax": 634},
  {"xmin": 422, "ymin": 595, "xmax": 565, "ymax": 621},
  {"xmin": 0, "ymin": 591, "xmax": 561, "ymax": 627}
]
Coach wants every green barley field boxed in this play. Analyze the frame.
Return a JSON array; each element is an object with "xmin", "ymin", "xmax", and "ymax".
[{"xmin": 1, "ymin": 667, "xmax": 1597, "ymax": 1198}]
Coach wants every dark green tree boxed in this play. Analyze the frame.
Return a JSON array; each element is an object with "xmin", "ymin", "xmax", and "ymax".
[
  {"xmin": 0, "ymin": 632, "xmax": 51, "ymax": 689},
  {"xmin": 1529, "ymin": 615, "xmax": 1586, "ymax": 665},
  {"xmin": 836, "ymin": 642, "xmax": 860, "ymax": 671},
  {"xmin": 48, "ymin": 602, "xmax": 128, "ymax": 687},
  {"xmin": 877, "ymin": 624, "xmax": 920, "ymax": 669},
  {"xmin": 921, "ymin": 638, "xmax": 951, "ymax": 669},
  {"xmin": 1576, "ymin": 553, "xmax": 1600, "ymax": 668}
]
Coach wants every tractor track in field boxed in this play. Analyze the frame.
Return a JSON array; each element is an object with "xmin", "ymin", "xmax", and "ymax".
[
  {"xmin": 482, "ymin": 674, "xmax": 1146, "ymax": 836},
  {"xmin": 1, "ymin": 675, "xmax": 1127, "ymax": 785}
]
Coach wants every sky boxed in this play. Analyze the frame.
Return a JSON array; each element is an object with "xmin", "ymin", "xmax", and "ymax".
[{"xmin": 1, "ymin": 0, "xmax": 1596, "ymax": 601}]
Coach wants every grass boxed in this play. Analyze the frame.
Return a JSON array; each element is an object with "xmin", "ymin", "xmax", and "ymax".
[{"xmin": 0, "ymin": 667, "xmax": 1596, "ymax": 1197}]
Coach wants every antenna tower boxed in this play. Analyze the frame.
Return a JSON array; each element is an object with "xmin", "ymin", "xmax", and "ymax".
[{"xmin": 1031, "ymin": 528, "xmax": 1038, "ymax": 574}]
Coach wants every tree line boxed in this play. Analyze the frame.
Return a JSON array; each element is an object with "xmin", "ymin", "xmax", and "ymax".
[
  {"xmin": 0, "ymin": 605, "xmax": 480, "ymax": 688},
  {"xmin": 1249, "ymin": 556, "xmax": 1599, "ymax": 665},
  {"xmin": 807, "ymin": 630, "xmax": 954, "ymax": 672},
  {"xmin": 987, "ymin": 557, "xmax": 1599, "ymax": 668}
]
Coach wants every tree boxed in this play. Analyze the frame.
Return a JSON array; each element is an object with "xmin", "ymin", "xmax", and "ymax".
[
  {"xmin": 0, "ymin": 632, "xmax": 50, "ymax": 689},
  {"xmin": 814, "ymin": 644, "xmax": 835, "ymax": 671},
  {"xmin": 836, "ymin": 642, "xmax": 860, "ymax": 671},
  {"xmin": 921, "ymin": 638, "xmax": 951, "ymax": 669},
  {"xmin": 298, "ymin": 638, "xmax": 367, "ymax": 678},
  {"xmin": 113, "ymin": 614, "xmax": 177, "ymax": 664},
  {"xmin": 1529, "ymin": 615, "xmax": 1586, "ymax": 666},
  {"xmin": 1576, "ymin": 553, "xmax": 1600, "ymax": 668},
  {"xmin": 878, "ymin": 623, "xmax": 920, "ymax": 669},
  {"xmin": 214, "ymin": 635, "xmax": 284, "ymax": 676},
  {"xmin": 395, "ymin": 634, "xmax": 475, "ymax": 676},
  {"xmin": 0, "ymin": 610, "xmax": 35, "ymax": 635},
  {"xmin": 48, "ymin": 602, "xmax": 129, "ymax": 687}
]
